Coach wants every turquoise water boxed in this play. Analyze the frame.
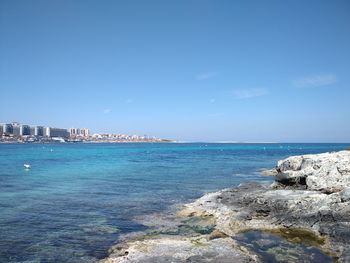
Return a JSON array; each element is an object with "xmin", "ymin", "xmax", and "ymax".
[{"xmin": 0, "ymin": 143, "xmax": 348, "ymax": 262}]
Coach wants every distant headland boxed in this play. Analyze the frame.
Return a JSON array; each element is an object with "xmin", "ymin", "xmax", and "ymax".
[{"xmin": 0, "ymin": 122, "xmax": 173, "ymax": 143}]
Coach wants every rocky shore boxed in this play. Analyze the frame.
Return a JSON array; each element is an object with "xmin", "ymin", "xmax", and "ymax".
[{"xmin": 102, "ymin": 150, "xmax": 350, "ymax": 262}]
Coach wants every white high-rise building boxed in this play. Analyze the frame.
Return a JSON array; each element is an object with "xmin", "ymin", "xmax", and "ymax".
[
  {"xmin": 34, "ymin": 126, "xmax": 44, "ymax": 136},
  {"xmin": 80, "ymin": 128, "xmax": 89, "ymax": 137},
  {"xmin": 12, "ymin": 123, "xmax": 20, "ymax": 136},
  {"xmin": 2, "ymin": 123, "xmax": 13, "ymax": 135},
  {"xmin": 69, "ymin": 128, "xmax": 89, "ymax": 137},
  {"xmin": 69, "ymin": 128, "xmax": 80, "ymax": 137}
]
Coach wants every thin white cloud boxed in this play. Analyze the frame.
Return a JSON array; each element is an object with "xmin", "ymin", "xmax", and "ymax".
[
  {"xmin": 103, "ymin": 109, "xmax": 112, "ymax": 114},
  {"xmin": 293, "ymin": 74, "xmax": 338, "ymax": 88},
  {"xmin": 209, "ymin": 98, "xmax": 216, "ymax": 104},
  {"xmin": 196, "ymin": 72, "xmax": 217, "ymax": 80},
  {"xmin": 208, "ymin": 113, "xmax": 223, "ymax": 117},
  {"xmin": 232, "ymin": 88, "xmax": 268, "ymax": 99}
]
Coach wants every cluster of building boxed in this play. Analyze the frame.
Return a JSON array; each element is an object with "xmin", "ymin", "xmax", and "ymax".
[
  {"xmin": 0, "ymin": 122, "xmax": 89, "ymax": 142},
  {"xmin": 89, "ymin": 133, "xmax": 167, "ymax": 143},
  {"xmin": 0, "ymin": 122, "xmax": 170, "ymax": 143}
]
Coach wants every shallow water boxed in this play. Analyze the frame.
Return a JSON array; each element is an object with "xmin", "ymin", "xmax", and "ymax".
[
  {"xmin": 0, "ymin": 143, "xmax": 348, "ymax": 262},
  {"xmin": 234, "ymin": 230, "xmax": 334, "ymax": 263}
]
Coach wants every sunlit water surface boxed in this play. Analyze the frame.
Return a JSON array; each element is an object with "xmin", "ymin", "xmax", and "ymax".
[{"xmin": 0, "ymin": 143, "xmax": 348, "ymax": 262}]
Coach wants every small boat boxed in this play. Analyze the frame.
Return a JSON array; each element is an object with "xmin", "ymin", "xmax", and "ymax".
[{"xmin": 24, "ymin": 164, "xmax": 31, "ymax": 169}]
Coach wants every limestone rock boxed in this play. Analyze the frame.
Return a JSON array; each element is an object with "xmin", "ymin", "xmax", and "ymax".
[
  {"xmin": 340, "ymin": 187, "xmax": 350, "ymax": 202},
  {"xmin": 101, "ymin": 236, "xmax": 256, "ymax": 263},
  {"xmin": 275, "ymin": 150, "xmax": 350, "ymax": 191}
]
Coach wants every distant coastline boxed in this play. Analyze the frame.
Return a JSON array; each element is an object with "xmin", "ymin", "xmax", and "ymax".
[
  {"xmin": 0, "ymin": 137, "xmax": 174, "ymax": 144},
  {"xmin": 0, "ymin": 122, "xmax": 173, "ymax": 143},
  {"xmin": 2, "ymin": 140, "xmax": 350, "ymax": 144}
]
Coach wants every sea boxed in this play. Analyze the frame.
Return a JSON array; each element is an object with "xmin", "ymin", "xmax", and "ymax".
[{"xmin": 0, "ymin": 143, "xmax": 348, "ymax": 262}]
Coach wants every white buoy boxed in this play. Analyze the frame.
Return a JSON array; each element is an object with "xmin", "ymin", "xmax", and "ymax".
[{"xmin": 24, "ymin": 164, "xmax": 31, "ymax": 169}]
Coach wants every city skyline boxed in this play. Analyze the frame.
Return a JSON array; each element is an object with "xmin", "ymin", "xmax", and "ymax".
[
  {"xmin": 0, "ymin": 121, "xmax": 168, "ymax": 143},
  {"xmin": 1, "ymin": 1, "xmax": 350, "ymax": 142},
  {"xmin": 0, "ymin": 120, "xmax": 153, "ymax": 137}
]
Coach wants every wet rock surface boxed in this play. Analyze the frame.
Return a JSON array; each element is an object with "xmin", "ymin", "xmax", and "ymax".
[
  {"xmin": 101, "ymin": 151, "xmax": 350, "ymax": 262},
  {"xmin": 234, "ymin": 230, "xmax": 334, "ymax": 263}
]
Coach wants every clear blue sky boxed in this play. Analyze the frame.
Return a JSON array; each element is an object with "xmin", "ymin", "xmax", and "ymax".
[{"xmin": 1, "ymin": 0, "xmax": 350, "ymax": 142}]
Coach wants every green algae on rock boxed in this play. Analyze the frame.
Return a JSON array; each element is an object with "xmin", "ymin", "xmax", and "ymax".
[
  {"xmin": 234, "ymin": 230, "xmax": 335, "ymax": 263},
  {"xmin": 267, "ymin": 228, "xmax": 326, "ymax": 247}
]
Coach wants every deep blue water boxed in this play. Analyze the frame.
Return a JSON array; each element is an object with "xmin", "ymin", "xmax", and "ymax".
[{"xmin": 0, "ymin": 143, "xmax": 348, "ymax": 262}]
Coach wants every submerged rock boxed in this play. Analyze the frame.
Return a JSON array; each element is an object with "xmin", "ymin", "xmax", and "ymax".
[
  {"xmin": 260, "ymin": 168, "xmax": 278, "ymax": 177},
  {"xmin": 234, "ymin": 230, "xmax": 334, "ymax": 263}
]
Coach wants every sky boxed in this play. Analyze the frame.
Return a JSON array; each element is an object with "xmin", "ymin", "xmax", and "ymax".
[{"xmin": 0, "ymin": 0, "xmax": 350, "ymax": 142}]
